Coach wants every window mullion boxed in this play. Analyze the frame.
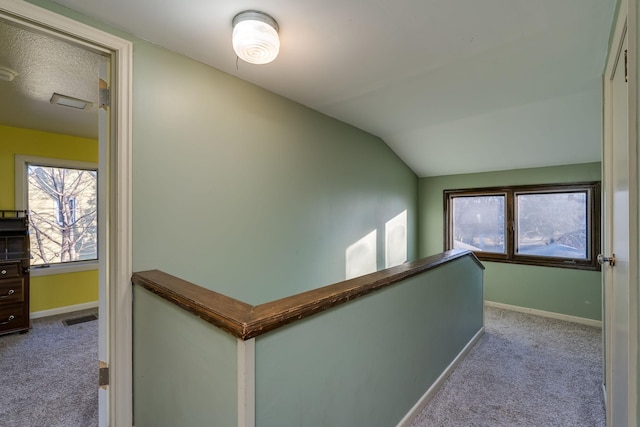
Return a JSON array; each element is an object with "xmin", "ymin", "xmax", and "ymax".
[{"xmin": 506, "ymin": 190, "xmax": 515, "ymax": 260}]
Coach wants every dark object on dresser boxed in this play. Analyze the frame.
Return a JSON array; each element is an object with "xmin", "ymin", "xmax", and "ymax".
[{"xmin": 0, "ymin": 210, "xmax": 31, "ymax": 335}]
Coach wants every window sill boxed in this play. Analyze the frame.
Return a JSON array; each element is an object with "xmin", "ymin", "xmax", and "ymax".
[
  {"xmin": 30, "ymin": 261, "xmax": 99, "ymax": 277},
  {"xmin": 475, "ymin": 254, "xmax": 600, "ymax": 271}
]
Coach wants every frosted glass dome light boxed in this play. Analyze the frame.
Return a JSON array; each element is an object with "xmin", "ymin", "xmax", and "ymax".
[{"xmin": 232, "ymin": 11, "xmax": 280, "ymax": 65}]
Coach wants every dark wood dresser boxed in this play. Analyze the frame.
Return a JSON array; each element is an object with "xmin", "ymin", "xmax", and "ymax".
[{"xmin": 0, "ymin": 210, "xmax": 30, "ymax": 335}]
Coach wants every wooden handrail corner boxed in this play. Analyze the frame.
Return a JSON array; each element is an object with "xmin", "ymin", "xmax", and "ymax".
[{"xmin": 131, "ymin": 249, "xmax": 482, "ymax": 340}]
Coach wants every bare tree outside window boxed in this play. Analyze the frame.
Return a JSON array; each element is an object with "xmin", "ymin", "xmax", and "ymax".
[{"xmin": 27, "ymin": 165, "xmax": 98, "ymax": 266}]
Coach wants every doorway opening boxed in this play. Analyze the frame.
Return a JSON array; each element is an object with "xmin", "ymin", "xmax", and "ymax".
[{"xmin": 0, "ymin": 2, "xmax": 132, "ymax": 426}]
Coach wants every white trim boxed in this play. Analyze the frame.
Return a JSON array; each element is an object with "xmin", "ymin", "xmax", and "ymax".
[
  {"xmin": 396, "ymin": 327, "xmax": 485, "ymax": 427},
  {"xmin": 110, "ymin": 27, "xmax": 133, "ymax": 427},
  {"xmin": 627, "ymin": 2, "xmax": 639, "ymax": 425},
  {"xmin": 602, "ymin": 1, "xmax": 640, "ymax": 424},
  {"xmin": 0, "ymin": 2, "xmax": 111, "ymax": 54},
  {"xmin": 30, "ymin": 300, "xmax": 98, "ymax": 319},
  {"xmin": 0, "ymin": 2, "xmax": 134, "ymax": 427},
  {"xmin": 602, "ymin": 4, "xmax": 628, "ymax": 425},
  {"xmin": 485, "ymin": 301, "xmax": 602, "ymax": 328},
  {"xmin": 237, "ymin": 338, "xmax": 256, "ymax": 427}
]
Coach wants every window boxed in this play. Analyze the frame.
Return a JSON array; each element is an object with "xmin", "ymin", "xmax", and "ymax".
[
  {"xmin": 450, "ymin": 194, "xmax": 506, "ymax": 254},
  {"xmin": 444, "ymin": 182, "xmax": 600, "ymax": 270},
  {"xmin": 15, "ymin": 156, "xmax": 98, "ymax": 268}
]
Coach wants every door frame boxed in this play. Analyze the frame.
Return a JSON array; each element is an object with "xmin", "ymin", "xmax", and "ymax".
[
  {"xmin": 602, "ymin": 0, "xmax": 638, "ymax": 424},
  {"xmin": 0, "ymin": 1, "xmax": 133, "ymax": 426}
]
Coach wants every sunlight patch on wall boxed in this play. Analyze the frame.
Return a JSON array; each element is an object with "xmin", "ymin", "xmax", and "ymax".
[
  {"xmin": 345, "ymin": 230, "xmax": 377, "ymax": 280},
  {"xmin": 385, "ymin": 210, "xmax": 407, "ymax": 268}
]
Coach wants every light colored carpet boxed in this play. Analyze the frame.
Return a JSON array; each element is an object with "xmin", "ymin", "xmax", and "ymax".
[
  {"xmin": 0, "ymin": 309, "xmax": 98, "ymax": 427},
  {"xmin": 0, "ymin": 305, "xmax": 603, "ymax": 427},
  {"xmin": 411, "ymin": 306, "xmax": 605, "ymax": 427}
]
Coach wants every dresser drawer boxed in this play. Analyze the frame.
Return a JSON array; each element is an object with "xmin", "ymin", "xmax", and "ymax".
[
  {"xmin": 0, "ymin": 263, "xmax": 20, "ymax": 278},
  {"xmin": 0, "ymin": 303, "xmax": 27, "ymax": 333},
  {"xmin": 0, "ymin": 278, "xmax": 23, "ymax": 303}
]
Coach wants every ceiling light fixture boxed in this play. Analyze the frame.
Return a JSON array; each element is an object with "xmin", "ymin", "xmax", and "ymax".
[
  {"xmin": 0, "ymin": 66, "xmax": 18, "ymax": 82},
  {"xmin": 50, "ymin": 93, "xmax": 93, "ymax": 110},
  {"xmin": 232, "ymin": 10, "xmax": 280, "ymax": 65}
]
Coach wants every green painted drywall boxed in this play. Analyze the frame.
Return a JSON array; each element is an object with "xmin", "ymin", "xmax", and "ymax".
[
  {"xmin": 419, "ymin": 162, "xmax": 602, "ymax": 320},
  {"xmin": 636, "ymin": 0, "xmax": 640, "ymax": 419},
  {"xmin": 133, "ymin": 286, "xmax": 238, "ymax": 427},
  {"xmin": 130, "ymin": 41, "xmax": 417, "ymax": 305},
  {"xmin": 255, "ymin": 255, "xmax": 483, "ymax": 427},
  {"xmin": 635, "ymin": 0, "xmax": 640, "ymax": 418},
  {"xmin": 483, "ymin": 263, "xmax": 601, "ymax": 319}
]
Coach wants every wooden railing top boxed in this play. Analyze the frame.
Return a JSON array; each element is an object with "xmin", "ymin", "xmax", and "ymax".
[{"xmin": 131, "ymin": 249, "xmax": 482, "ymax": 340}]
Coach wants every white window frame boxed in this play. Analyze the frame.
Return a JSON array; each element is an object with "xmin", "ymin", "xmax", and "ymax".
[{"xmin": 15, "ymin": 155, "xmax": 99, "ymax": 276}]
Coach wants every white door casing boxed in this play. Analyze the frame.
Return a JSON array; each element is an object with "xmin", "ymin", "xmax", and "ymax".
[
  {"xmin": 602, "ymin": 0, "xmax": 638, "ymax": 424},
  {"xmin": 0, "ymin": 1, "xmax": 133, "ymax": 426}
]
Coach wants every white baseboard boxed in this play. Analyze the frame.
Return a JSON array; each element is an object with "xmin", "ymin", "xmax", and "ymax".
[
  {"xmin": 396, "ymin": 327, "xmax": 485, "ymax": 427},
  {"xmin": 30, "ymin": 301, "xmax": 99, "ymax": 319},
  {"xmin": 484, "ymin": 301, "xmax": 602, "ymax": 328}
]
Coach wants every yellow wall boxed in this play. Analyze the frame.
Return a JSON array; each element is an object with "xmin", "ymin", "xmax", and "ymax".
[
  {"xmin": 0, "ymin": 124, "xmax": 99, "ymax": 313},
  {"xmin": 30, "ymin": 270, "xmax": 99, "ymax": 312}
]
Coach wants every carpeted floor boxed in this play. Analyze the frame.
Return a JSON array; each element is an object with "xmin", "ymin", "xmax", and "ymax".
[
  {"xmin": 411, "ymin": 306, "xmax": 605, "ymax": 427},
  {"xmin": 0, "ymin": 309, "xmax": 98, "ymax": 427},
  {"xmin": 0, "ymin": 306, "xmax": 604, "ymax": 427}
]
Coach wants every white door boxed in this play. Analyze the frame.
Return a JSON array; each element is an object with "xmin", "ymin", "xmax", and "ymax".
[
  {"xmin": 602, "ymin": 1, "xmax": 637, "ymax": 424},
  {"xmin": 98, "ymin": 63, "xmax": 110, "ymax": 427}
]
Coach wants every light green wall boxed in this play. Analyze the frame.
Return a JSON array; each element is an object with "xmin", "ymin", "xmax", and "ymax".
[
  {"xmin": 635, "ymin": 0, "xmax": 640, "ymax": 418},
  {"xmin": 255, "ymin": 255, "xmax": 483, "ymax": 427},
  {"xmin": 130, "ymin": 42, "xmax": 417, "ymax": 305},
  {"xmin": 25, "ymin": 2, "xmax": 417, "ymax": 308},
  {"xmin": 132, "ymin": 286, "xmax": 238, "ymax": 427},
  {"xmin": 419, "ymin": 162, "xmax": 602, "ymax": 320}
]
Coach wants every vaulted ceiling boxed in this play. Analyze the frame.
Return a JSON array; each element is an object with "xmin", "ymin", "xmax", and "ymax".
[{"xmin": 0, "ymin": 0, "xmax": 617, "ymax": 176}]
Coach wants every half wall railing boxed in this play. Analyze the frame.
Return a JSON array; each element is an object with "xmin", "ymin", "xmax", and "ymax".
[{"xmin": 131, "ymin": 249, "xmax": 484, "ymax": 427}]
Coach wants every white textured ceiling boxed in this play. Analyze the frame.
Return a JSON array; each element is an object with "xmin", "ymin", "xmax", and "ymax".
[
  {"xmin": 2, "ymin": 0, "xmax": 617, "ymax": 176},
  {"xmin": 0, "ymin": 19, "xmax": 105, "ymax": 139}
]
